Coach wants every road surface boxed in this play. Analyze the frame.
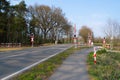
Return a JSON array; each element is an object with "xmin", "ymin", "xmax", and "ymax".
[{"xmin": 0, "ymin": 44, "xmax": 72, "ymax": 80}]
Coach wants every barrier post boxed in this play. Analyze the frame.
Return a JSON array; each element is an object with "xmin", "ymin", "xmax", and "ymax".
[
  {"xmin": 103, "ymin": 37, "xmax": 106, "ymax": 48},
  {"xmin": 31, "ymin": 33, "xmax": 34, "ymax": 47},
  {"xmin": 73, "ymin": 35, "xmax": 77, "ymax": 48},
  {"xmin": 93, "ymin": 47, "xmax": 97, "ymax": 64}
]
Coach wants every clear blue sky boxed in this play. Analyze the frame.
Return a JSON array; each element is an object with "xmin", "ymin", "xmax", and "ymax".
[{"xmin": 11, "ymin": 0, "xmax": 120, "ymax": 37}]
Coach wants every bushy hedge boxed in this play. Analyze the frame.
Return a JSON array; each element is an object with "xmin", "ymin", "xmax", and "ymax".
[{"xmin": 87, "ymin": 49, "xmax": 120, "ymax": 80}]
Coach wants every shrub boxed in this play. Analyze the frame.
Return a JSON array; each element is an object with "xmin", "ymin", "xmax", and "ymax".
[{"xmin": 87, "ymin": 49, "xmax": 120, "ymax": 80}]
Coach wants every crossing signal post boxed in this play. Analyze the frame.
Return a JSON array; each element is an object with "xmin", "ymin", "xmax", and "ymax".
[
  {"xmin": 74, "ymin": 35, "xmax": 77, "ymax": 48},
  {"xmin": 73, "ymin": 24, "xmax": 77, "ymax": 48},
  {"xmin": 31, "ymin": 33, "xmax": 34, "ymax": 47},
  {"xmin": 88, "ymin": 39, "xmax": 91, "ymax": 47},
  {"xmin": 103, "ymin": 37, "xmax": 106, "ymax": 48},
  {"xmin": 88, "ymin": 33, "xmax": 92, "ymax": 47}
]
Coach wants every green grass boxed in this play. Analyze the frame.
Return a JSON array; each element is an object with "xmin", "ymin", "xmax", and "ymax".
[
  {"xmin": 113, "ymin": 47, "xmax": 120, "ymax": 51},
  {"xmin": 94, "ymin": 43, "xmax": 102, "ymax": 46},
  {"xmin": 87, "ymin": 49, "xmax": 120, "ymax": 80},
  {"xmin": 11, "ymin": 47, "xmax": 81, "ymax": 80},
  {"xmin": 0, "ymin": 47, "xmax": 27, "ymax": 52}
]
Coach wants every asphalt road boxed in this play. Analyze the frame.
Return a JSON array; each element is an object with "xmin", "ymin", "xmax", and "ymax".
[{"xmin": 0, "ymin": 44, "xmax": 72, "ymax": 80}]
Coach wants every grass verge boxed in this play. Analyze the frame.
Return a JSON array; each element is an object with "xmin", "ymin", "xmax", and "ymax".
[
  {"xmin": 0, "ymin": 47, "xmax": 26, "ymax": 52},
  {"xmin": 87, "ymin": 49, "xmax": 120, "ymax": 80},
  {"xmin": 11, "ymin": 47, "xmax": 80, "ymax": 80},
  {"xmin": 0, "ymin": 46, "xmax": 49, "ymax": 52},
  {"xmin": 0, "ymin": 44, "xmax": 54, "ymax": 52}
]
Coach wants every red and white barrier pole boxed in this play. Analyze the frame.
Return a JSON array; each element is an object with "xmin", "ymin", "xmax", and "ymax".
[
  {"xmin": 73, "ymin": 35, "xmax": 77, "ymax": 48},
  {"xmin": 73, "ymin": 24, "xmax": 77, "ymax": 48},
  {"xmin": 31, "ymin": 33, "xmax": 34, "ymax": 47},
  {"xmin": 93, "ymin": 47, "xmax": 97, "ymax": 64},
  {"xmin": 103, "ymin": 37, "xmax": 106, "ymax": 48},
  {"xmin": 89, "ymin": 39, "xmax": 91, "ymax": 47}
]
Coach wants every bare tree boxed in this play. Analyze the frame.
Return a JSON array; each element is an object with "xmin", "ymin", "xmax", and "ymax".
[{"xmin": 104, "ymin": 19, "xmax": 120, "ymax": 46}]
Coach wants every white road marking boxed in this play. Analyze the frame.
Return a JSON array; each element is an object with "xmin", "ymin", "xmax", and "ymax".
[{"xmin": 1, "ymin": 46, "xmax": 72, "ymax": 80}]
